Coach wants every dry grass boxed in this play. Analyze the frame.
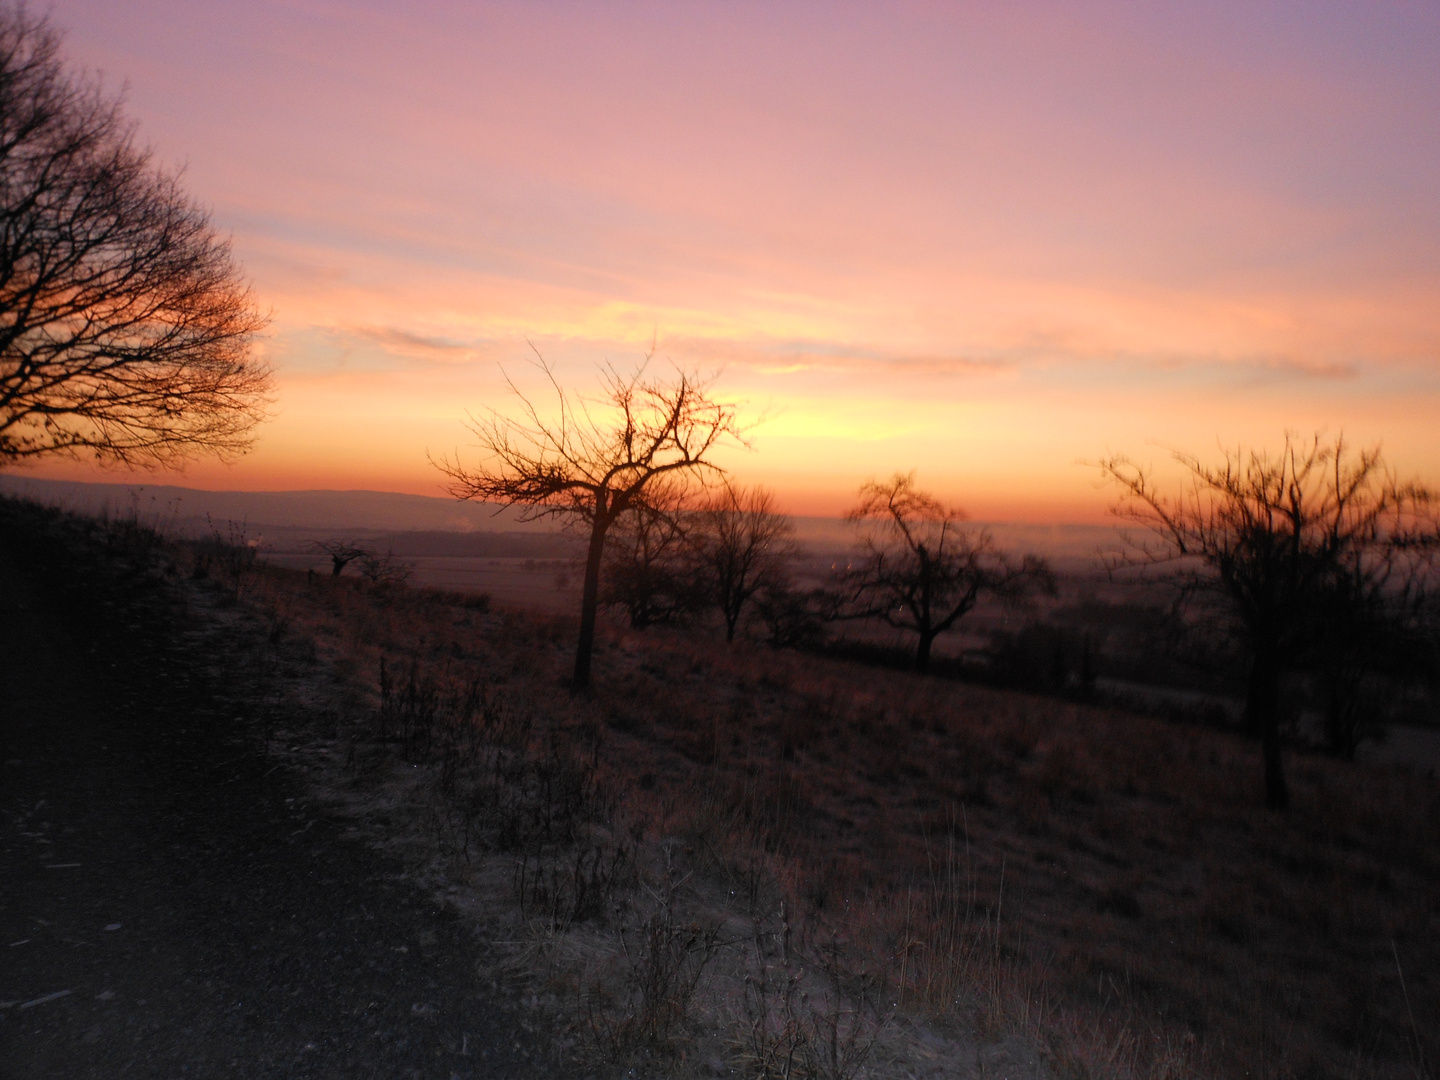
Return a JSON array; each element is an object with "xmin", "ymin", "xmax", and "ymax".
[{"xmin": 232, "ymin": 557, "xmax": 1437, "ymax": 1080}]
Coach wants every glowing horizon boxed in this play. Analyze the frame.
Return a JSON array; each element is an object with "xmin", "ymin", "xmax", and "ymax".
[{"xmin": 15, "ymin": 1, "xmax": 1440, "ymax": 522}]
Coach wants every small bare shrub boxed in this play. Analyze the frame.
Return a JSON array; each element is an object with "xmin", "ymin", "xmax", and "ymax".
[
  {"xmin": 376, "ymin": 656, "xmax": 439, "ymax": 758},
  {"xmin": 738, "ymin": 940, "xmax": 808, "ymax": 1079},
  {"xmin": 190, "ymin": 516, "xmax": 258, "ymax": 599},
  {"xmin": 359, "ymin": 547, "xmax": 414, "ymax": 587},
  {"xmin": 513, "ymin": 841, "xmax": 634, "ymax": 932},
  {"xmin": 735, "ymin": 912, "xmax": 890, "ymax": 1080},
  {"xmin": 588, "ymin": 851, "xmax": 725, "ymax": 1056}
]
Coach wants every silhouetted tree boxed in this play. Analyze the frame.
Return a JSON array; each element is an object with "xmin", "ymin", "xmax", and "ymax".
[
  {"xmin": 314, "ymin": 539, "xmax": 370, "ymax": 576},
  {"xmin": 600, "ymin": 478, "xmax": 698, "ymax": 629},
  {"xmin": 0, "ymin": 6, "xmax": 269, "ymax": 466},
  {"xmin": 358, "ymin": 547, "xmax": 413, "ymax": 587},
  {"xmin": 753, "ymin": 583, "xmax": 839, "ymax": 650},
  {"xmin": 435, "ymin": 356, "xmax": 740, "ymax": 687},
  {"xmin": 1313, "ymin": 482, "xmax": 1439, "ymax": 758},
  {"xmin": 1100, "ymin": 434, "xmax": 1438, "ymax": 808},
  {"xmin": 691, "ymin": 482, "xmax": 796, "ymax": 642},
  {"xmin": 840, "ymin": 473, "xmax": 1053, "ymax": 673}
]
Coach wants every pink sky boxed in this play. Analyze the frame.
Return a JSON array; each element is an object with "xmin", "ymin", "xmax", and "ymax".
[{"xmin": 22, "ymin": 1, "xmax": 1440, "ymax": 520}]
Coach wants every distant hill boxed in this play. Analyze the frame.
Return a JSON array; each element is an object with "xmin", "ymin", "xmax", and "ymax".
[
  {"xmin": 0, "ymin": 475, "xmax": 1116, "ymax": 568},
  {"xmin": 0, "ymin": 476, "xmax": 554, "ymax": 532}
]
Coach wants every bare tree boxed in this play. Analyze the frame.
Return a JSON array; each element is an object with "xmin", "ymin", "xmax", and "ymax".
[
  {"xmin": 1099, "ymin": 434, "xmax": 1438, "ymax": 809},
  {"xmin": 840, "ymin": 473, "xmax": 1052, "ymax": 673},
  {"xmin": 1310, "ymin": 522, "xmax": 1439, "ymax": 759},
  {"xmin": 313, "ymin": 539, "xmax": 371, "ymax": 577},
  {"xmin": 358, "ymin": 547, "xmax": 414, "ymax": 588},
  {"xmin": 601, "ymin": 478, "xmax": 699, "ymax": 630},
  {"xmin": 435, "ymin": 357, "xmax": 741, "ymax": 687},
  {"xmin": 0, "ymin": 6, "xmax": 269, "ymax": 466},
  {"xmin": 691, "ymin": 482, "xmax": 796, "ymax": 642},
  {"xmin": 752, "ymin": 583, "xmax": 839, "ymax": 650}
]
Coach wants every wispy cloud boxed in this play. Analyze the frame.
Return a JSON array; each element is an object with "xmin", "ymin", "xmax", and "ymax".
[
  {"xmin": 351, "ymin": 326, "xmax": 494, "ymax": 363},
  {"xmin": 658, "ymin": 335, "xmax": 1015, "ymax": 379}
]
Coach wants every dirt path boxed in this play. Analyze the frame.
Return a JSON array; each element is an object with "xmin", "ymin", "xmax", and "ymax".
[{"xmin": 0, "ymin": 506, "xmax": 553, "ymax": 1079}]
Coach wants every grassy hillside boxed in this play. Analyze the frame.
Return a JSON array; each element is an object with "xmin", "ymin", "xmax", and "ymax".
[
  {"xmin": 232, "ymin": 529, "xmax": 1438, "ymax": 1079},
  {"xmin": 11, "ymin": 496, "xmax": 1435, "ymax": 1079}
]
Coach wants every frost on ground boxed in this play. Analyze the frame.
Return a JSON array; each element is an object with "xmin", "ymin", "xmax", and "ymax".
[{"xmin": 244, "ymin": 569, "xmax": 1052, "ymax": 1079}]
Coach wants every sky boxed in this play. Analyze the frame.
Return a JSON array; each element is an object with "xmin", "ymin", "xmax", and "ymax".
[{"xmin": 23, "ymin": 0, "xmax": 1440, "ymax": 520}]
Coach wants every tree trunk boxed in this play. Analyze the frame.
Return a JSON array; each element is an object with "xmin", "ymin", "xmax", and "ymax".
[
  {"xmin": 1323, "ymin": 663, "xmax": 1364, "ymax": 761},
  {"xmin": 915, "ymin": 629, "xmax": 935, "ymax": 673},
  {"xmin": 573, "ymin": 512, "xmax": 609, "ymax": 689},
  {"xmin": 724, "ymin": 600, "xmax": 740, "ymax": 643},
  {"xmin": 1241, "ymin": 651, "xmax": 1268, "ymax": 739},
  {"xmin": 1262, "ymin": 711, "xmax": 1289, "ymax": 810},
  {"xmin": 1242, "ymin": 646, "xmax": 1289, "ymax": 810}
]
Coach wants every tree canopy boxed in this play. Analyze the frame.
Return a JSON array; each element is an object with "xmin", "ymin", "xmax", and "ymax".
[{"xmin": 0, "ymin": 5, "xmax": 269, "ymax": 466}]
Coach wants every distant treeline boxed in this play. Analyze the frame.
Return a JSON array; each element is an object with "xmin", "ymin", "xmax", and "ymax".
[{"xmin": 266, "ymin": 528, "xmax": 582, "ymax": 559}]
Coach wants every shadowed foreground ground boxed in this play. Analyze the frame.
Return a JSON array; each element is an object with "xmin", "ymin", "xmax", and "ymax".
[{"xmin": 0, "ymin": 505, "xmax": 551, "ymax": 1079}]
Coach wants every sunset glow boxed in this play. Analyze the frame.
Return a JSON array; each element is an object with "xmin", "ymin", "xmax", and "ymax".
[{"xmin": 24, "ymin": 0, "xmax": 1440, "ymax": 520}]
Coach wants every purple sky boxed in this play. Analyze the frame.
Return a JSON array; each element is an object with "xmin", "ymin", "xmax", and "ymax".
[{"xmin": 30, "ymin": 1, "xmax": 1440, "ymax": 518}]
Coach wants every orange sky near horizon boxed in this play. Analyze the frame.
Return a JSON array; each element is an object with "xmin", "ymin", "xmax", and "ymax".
[{"xmin": 17, "ymin": 1, "xmax": 1440, "ymax": 522}]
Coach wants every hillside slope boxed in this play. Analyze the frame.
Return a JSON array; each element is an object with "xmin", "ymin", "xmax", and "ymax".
[{"xmin": 0, "ymin": 501, "xmax": 558, "ymax": 1079}]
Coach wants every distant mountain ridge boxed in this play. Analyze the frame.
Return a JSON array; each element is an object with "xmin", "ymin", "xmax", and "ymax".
[
  {"xmin": 0, "ymin": 475, "xmax": 1116, "ymax": 567},
  {"xmin": 0, "ymin": 476, "xmax": 552, "ymax": 532}
]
